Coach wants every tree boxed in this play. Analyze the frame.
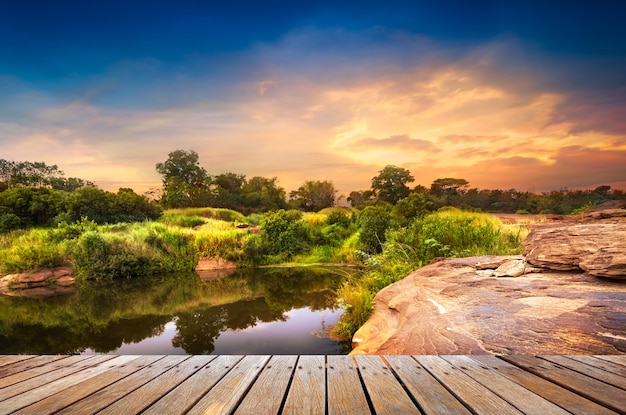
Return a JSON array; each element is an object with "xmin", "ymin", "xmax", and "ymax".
[
  {"xmin": 347, "ymin": 190, "xmax": 374, "ymax": 207},
  {"xmin": 429, "ymin": 178, "xmax": 469, "ymax": 196},
  {"xmin": 0, "ymin": 159, "xmax": 92, "ymax": 190},
  {"xmin": 155, "ymin": 150, "xmax": 211, "ymax": 208},
  {"xmin": 241, "ymin": 176, "xmax": 287, "ymax": 212},
  {"xmin": 289, "ymin": 180, "xmax": 336, "ymax": 212},
  {"xmin": 371, "ymin": 165, "xmax": 414, "ymax": 204}
]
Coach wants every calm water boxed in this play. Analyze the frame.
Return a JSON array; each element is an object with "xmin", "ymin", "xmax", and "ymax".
[{"xmin": 0, "ymin": 267, "xmax": 351, "ymax": 355}]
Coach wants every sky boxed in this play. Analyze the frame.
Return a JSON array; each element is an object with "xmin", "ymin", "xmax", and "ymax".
[{"xmin": 1, "ymin": 0, "xmax": 626, "ymax": 197}]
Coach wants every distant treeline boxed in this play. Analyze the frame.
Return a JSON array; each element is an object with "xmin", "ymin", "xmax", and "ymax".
[{"xmin": 1, "ymin": 154, "xmax": 624, "ymax": 233}]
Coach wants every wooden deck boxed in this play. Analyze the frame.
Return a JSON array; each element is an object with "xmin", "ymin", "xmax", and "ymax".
[{"xmin": 0, "ymin": 355, "xmax": 624, "ymax": 414}]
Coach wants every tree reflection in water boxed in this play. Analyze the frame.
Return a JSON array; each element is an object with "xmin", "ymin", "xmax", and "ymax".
[{"xmin": 0, "ymin": 267, "xmax": 350, "ymax": 354}]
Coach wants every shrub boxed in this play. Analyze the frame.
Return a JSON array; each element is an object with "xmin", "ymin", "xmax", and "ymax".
[
  {"xmin": 356, "ymin": 204, "xmax": 392, "ymax": 254},
  {"xmin": 258, "ymin": 210, "xmax": 310, "ymax": 262}
]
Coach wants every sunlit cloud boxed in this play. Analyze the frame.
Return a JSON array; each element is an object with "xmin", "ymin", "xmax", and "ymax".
[{"xmin": 1, "ymin": 27, "xmax": 624, "ymax": 194}]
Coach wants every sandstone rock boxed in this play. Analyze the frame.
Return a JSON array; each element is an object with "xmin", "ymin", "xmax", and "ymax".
[
  {"xmin": 196, "ymin": 257, "xmax": 237, "ymax": 271},
  {"xmin": 19, "ymin": 268, "xmax": 54, "ymax": 283},
  {"xmin": 475, "ymin": 269, "xmax": 494, "ymax": 278},
  {"xmin": 494, "ymin": 259, "xmax": 526, "ymax": 277},
  {"xmin": 351, "ymin": 256, "xmax": 626, "ymax": 355},
  {"xmin": 524, "ymin": 223, "xmax": 626, "ymax": 278},
  {"xmin": 475, "ymin": 256, "xmax": 523, "ymax": 270},
  {"xmin": 2, "ymin": 267, "xmax": 76, "ymax": 296},
  {"xmin": 56, "ymin": 276, "xmax": 76, "ymax": 286},
  {"xmin": 580, "ymin": 247, "xmax": 626, "ymax": 279}
]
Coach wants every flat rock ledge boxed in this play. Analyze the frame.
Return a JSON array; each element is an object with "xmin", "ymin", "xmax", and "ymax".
[
  {"xmin": 351, "ymin": 218, "xmax": 626, "ymax": 356},
  {"xmin": 0, "ymin": 267, "xmax": 76, "ymax": 297}
]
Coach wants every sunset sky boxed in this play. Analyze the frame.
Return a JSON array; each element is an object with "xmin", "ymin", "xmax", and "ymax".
[{"xmin": 1, "ymin": 0, "xmax": 625, "ymax": 197}]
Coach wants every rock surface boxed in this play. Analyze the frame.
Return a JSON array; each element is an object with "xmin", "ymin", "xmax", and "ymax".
[
  {"xmin": 524, "ymin": 223, "xmax": 626, "ymax": 278},
  {"xmin": 351, "ymin": 256, "xmax": 626, "ymax": 355},
  {"xmin": 1, "ymin": 267, "xmax": 76, "ymax": 297},
  {"xmin": 351, "ymin": 211, "xmax": 626, "ymax": 355}
]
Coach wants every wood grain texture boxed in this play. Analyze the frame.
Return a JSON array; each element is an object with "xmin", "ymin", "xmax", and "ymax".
[
  {"xmin": 385, "ymin": 355, "xmax": 471, "ymax": 415},
  {"xmin": 415, "ymin": 355, "xmax": 524, "ymax": 414},
  {"xmin": 471, "ymin": 355, "xmax": 619, "ymax": 415},
  {"xmin": 355, "ymin": 355, "xmax": 419, "ymax": 414},
  {"xmin": 501, "ymin": 355, "xmax": 626, "ymax": 414},
  {"xmin": 187, "ymin": 355, "xmax": 270, "ymax": 415},
  {"xmin": 235, "ymin": 355, "xmax": 297, "ymax": 415},
  {"xmin": 326, "ymin": 355, "xmax": 371, "ymax": 415},
  {"xmin": 282, "ymin": 355, "xmax": 326, "ymax": 415}
]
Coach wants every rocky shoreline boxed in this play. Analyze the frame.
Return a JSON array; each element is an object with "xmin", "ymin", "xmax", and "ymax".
[{"xmin": 351, "ymin": 207, "xmax": 626, "ymax": 355}]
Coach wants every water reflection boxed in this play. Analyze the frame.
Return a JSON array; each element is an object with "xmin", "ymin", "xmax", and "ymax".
[{"xmin": 0, "ymin": 267, "xmax": 351, "ymax": 355}]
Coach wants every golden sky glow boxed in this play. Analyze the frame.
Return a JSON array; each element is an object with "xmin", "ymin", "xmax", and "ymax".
[{"xmin": 2, "ymin": 15, "xmax": 625, "ymax": 197}]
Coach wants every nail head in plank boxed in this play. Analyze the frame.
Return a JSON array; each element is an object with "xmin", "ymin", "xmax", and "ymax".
[{"xmin": 282, "ymin": 355, "xmax": 326, "ymax": 415}]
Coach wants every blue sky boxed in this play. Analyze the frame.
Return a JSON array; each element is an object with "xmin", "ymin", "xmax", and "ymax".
[{"xmin": 1, "ymin": 0, "xmax": 625, "ymax": 195}]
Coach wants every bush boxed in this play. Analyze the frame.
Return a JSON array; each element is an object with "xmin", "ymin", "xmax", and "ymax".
[
  {"xmin": 356, "ymin": 205, "xmax": 392, "ymax": 254},
  {"xmin": 258, "ymin": 210, "xmax": 310, "ymax": 262}
]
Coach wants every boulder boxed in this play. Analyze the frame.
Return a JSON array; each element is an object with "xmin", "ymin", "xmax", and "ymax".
[
  {"xmin": 524, "ymin": 223, "xmax": 626, "ymax": 279},
  {"xmin": 494, "ymin": 259, "xmax": 526, "ymax": 277}
]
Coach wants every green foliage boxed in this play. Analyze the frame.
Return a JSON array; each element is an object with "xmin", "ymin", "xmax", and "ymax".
[
  {"xmin": 71, "ymin": 224, "xmax": 196, "ymax": 280},
  {"xmin": 258, "ymin": 210, "xmax": 310, "ymax": 262},
  {"xmin": 334, "ymin": 278, "xmax": 374, "ymax": 339},
  {"xmin": 0, "ymin": 186, "xmax": 65, "ymax": 228},
  {"xmin": 356, "ymin": 204, "xmax": 392, "ymax": 254},
  {"xmin": 569, "ymin": 201, "xmax": 595, "ymax": 215},
  {"xmin": 288, "ymin": 180, "xmax": 336, "ymax": 212},
  {"xmin": 371, "ymin": 165, "xmax": 414, "ymax": 204},
  {"xmin": 0, "ymin": 229, "xmax": 68, "ymax": 273}
]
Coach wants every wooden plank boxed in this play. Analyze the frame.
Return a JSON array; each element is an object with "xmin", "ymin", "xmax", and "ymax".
[
  {"xmin": 12, "ymin": 355, "xmax": 161, "ymax": 415},
  {"xmin": 415, "ymin": 355, "xmax": 524, "ymax": 415},
  {"xmin": 143, "ymin": 355, "xmax": 240, "ymax": 415},
  {"xmin": 57, "ymin": 355, "xmax": 181, "ymax": 415},
  {"xmin": 97, "ymin": 355, "xmax": 211, "ymax": 415},
  {"xmin": 354, "ymin": 355, "xmax": 419, "ymax": 414},
  {"xmin": 540, "ymin": 355, "xmax": 626, "ymax": 389},
  {"xmin": 595, "ymin": 355, "xmax": 626, "ymax": 366},
  {"xmin": 326, "ymin": 355, "xmax": 371, "ymax": 415},
  {"xmin": 0, "ymin": 355, "xmax": 105, "ymax": 402},
  {"xmin": 0, "ymin": 355, "xmax": 75, "ymax": 389},
  {"xmin": 0, "ymin": 355, "xmax": 116, "ymax": 413},
  {"xmin": 282, "ymin": 355, "xmax": 326, "ymax": 415},
  {"xmin": 566, "ymin": 356, "xmax": 626, "ymax": 377},
  {"xmin": 234, "ymin": 355, "xmax": 298, "ymax": 415},
  {"xmin": 0, "ymin": 355, "xmax": 36, "ymax": 369},
  {"xmin": 472, "ymin": 355, "xmax": 619, "ymax": 415},
  {"xmin": 385, "ymin": 355, "xmax": 471, "ymax": 415},
  {"xmin": 443, "ymin": 355, "xmax": 570, "ymax": 415},
  {"xmin": 0, "ymin": 355, "xmax": 71, "ymax": 382},
  {"xmin": 501, "ymin": 355, "xmax": 626, "ymax": 414},
  {"xmin": 187, "ymin": 355, "xmax": 270, "ymax": 415}
]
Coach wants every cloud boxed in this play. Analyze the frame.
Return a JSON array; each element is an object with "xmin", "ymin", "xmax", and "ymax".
[{"xmin": 1, "ymin": 27, "xmax": 625, "ymax": 195}]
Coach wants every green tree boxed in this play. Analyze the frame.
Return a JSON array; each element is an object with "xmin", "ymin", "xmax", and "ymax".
[
  {"xmin": 371, "ymin": 165, "xmax": 414, "ymax": 204},
  {"xmin": 347, "ymin": 190, "xmax": 374, "ymax": 207},
  {"xmin": 289, "ymin": 180, "xmax": 336, "ymax": 211},
  {"xmin": 0, "ymin": 186, "xmax": 65, "ymax": 228},
  {"xmin": 241, "ymin": 176, "xmax": 287, "ymax": 212},
  {"xmin": 155, "ymin": 150, "xmax": 211, "ymax": 208}
]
